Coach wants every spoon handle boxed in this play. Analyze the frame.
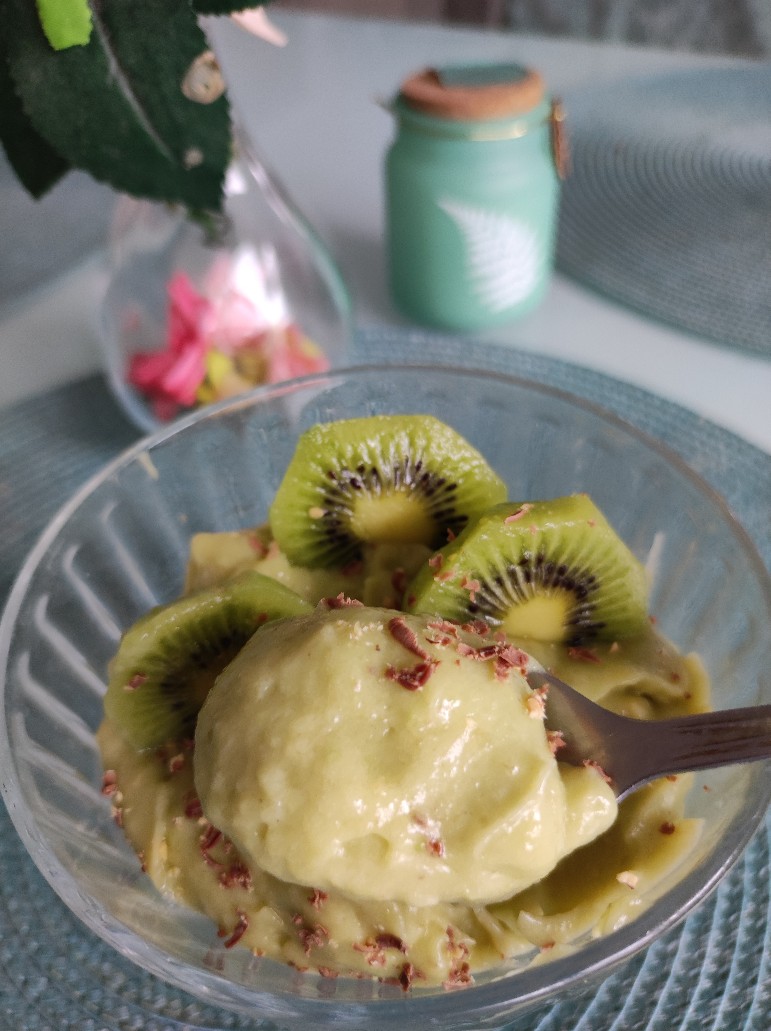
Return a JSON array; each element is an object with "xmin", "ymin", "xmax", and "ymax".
[{"xmin": 609, "ymin": 705, "xmax": 771, "ymax": 801}]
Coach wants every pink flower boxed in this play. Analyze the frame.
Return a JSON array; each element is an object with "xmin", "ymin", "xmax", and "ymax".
[
  {"xmin": 128, "ymin": 273, "xmax": 211, "ymax": 414},
  {"xmin": 263, "ymin": 324, "xmax": 329, "ymax": 382},
  {"xmin": 200, "ymin": 247, "xmax": 286, "ymax": 353},
  {"xmin": 128, "ymin": 254, "xmax": 331, "ymax": 421},
  {"xmin": 202, "ymin": 288, "xmax": 265, "ymax": 354}
]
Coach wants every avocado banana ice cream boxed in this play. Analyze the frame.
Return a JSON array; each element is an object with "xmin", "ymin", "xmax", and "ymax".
[
  {"xmin": 99, "ymin": 414, "xmax": 709, "ymax": 987},
  {"xmin": 195, "ymin": 606, "xmax": 617, "ymax": 909}
]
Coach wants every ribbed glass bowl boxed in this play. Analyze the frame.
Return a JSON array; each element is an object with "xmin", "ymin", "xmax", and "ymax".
[{"xmin": 1, "ymin": 365, "xmax": 769, "ymax": 1031}]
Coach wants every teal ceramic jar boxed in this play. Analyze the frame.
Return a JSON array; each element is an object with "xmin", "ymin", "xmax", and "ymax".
[{"xmin": 386, "ymin": 64, "xmax": 565, "ymax": 331}]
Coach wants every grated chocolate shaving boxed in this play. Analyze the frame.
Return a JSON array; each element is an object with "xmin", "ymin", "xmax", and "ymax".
[
  {"xmin": 460, "ymin": 619, "xmax": 490, "ymax": 636},
  {"xmin": 319, "ymin": 593, "xmax": 364, "ymax": 610},
  {"xmin": 353, "ymin": 938, "xmax": 387, "ymax": 967},
  {"xmin": 184, "ymin": 795, "xmax": 204, "ymax": 819},
  {"xmin": 428, "ymin": 618, "xmax": 459, "ymax": 637},
  {"xmin": 504, "ymin": 503, "xmax": 533, "ymax": 523},
  {"xmin": 297, "ymin": 923, "xmax": 330, "ymax": 956},
  {"xmin": 397, "ymin": 962, "xmax": 423, "ymax": 991},
  {"xmin": 459, "ymin": 576, "xmax": 481, "ymax": 602},
  {"xmin": 375, "ymin": 933, "xmax": 408, "ymax": 953},
  {"xmin": 446, "ymin": 925, "xmax": 470, "ymax": 962},
  {"xmin": 219, "ymin": 861, "xmax": 252, "ymax": 890},
  {"xmin": 526, "ymin": 693, "xmax": 547, "ymax": 719},
  {"xmin": 583, "ymin": 758, "xmax": 612, "ymax": 783},
  {"xmin": 616, "ymin": 870, "xmax": 639, "ymax": 889},
  {"xmin": 433, "ymin": 569, "xmax": 456, "ymax": 583},
  {"xmin": 385, "ymin": 660, "xmax": 438, "ymax": 690},
  {"xmin": 387, "ymin": 615, "xmax": 429, "ymax": 659},
  {"xmin": 221, "ymin": 909, "xmax": 249, "ymax": 949},
  {"xmin": 455, "ymin": 638, "xmax": 528, "ymax": 682},
  {"xmin": 308, "ymin": 889, "xmax": 328, "ymax": 909},
  {"xmin": 246, "ymin": 532, "xmax": 268, "ymax": 556},
  {"xmin": 341, "ymin": 559, "xmax": 364, "ymax": 576},
  {"xmin": 443, "ymin": 961, "xmax": 474, "ymax": 990},
  {"xmin": 567, "ymin": 646, "xmax": 601, "ymax": 664},
  {"xmin": 199, "ymin": 824, "xmax": 225, "ymax": 868},
  {"xmin": 547, "ymin": 730, "xmax": 566, "ymax": 755},
  {"xmin": 390, "ymin": 567, "xmax": 408, "ymax": 598},
  {"xmin": 167, "ymin": 752, "xmax": 185, "ymax": 774}
]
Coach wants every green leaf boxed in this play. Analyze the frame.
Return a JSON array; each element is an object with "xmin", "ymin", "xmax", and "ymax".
[
  {"xmin": 2, "ymin": 0, "xmax": 232, "ymax": 212},
  {"xmin": 0, "ymin": 33, "xmax": 69, "ymax": 197},
  {"xmin": 36, "ymin": 0, "xmax": 93, "ymax": 50},
  {"xmin": 192, "ymin": 1, "xmax": 269, "ymax": 14}
]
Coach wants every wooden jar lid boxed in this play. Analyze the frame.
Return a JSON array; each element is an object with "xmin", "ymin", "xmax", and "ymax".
[{"xmin": 399, "ymin": 64, "xmax": 545, "ymax": 122}]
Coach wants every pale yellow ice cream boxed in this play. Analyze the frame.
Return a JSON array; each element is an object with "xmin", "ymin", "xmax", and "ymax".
[
  {"xmin": 183, "ymin": 528, "xmax": 431, "ymax": 609},
  {"xmin": 194, "ymin": 606, "xmax": 617, "ymax": 909}
]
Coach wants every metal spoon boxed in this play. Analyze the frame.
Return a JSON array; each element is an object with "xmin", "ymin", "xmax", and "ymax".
[{"xmin": 524, "ymin": 662, "xmax": 771, "ymax": 802}]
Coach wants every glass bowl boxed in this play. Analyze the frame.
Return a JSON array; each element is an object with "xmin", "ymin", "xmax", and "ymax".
[{"xmin": 0, "ymin": 365, "xmax": 768, "ymax": 1031}]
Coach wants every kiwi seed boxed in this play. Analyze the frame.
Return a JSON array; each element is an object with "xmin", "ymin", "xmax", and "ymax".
[
  {"xmin": 405, "ymin": 494, "xmax": 649, "ymax": 645},
  {"xmin": 103, "ymin": 571, "xmax": 312, "ymax": 749},
  {"xmin": 269, "ymin": 415, "xmax": 507, "ymax": 568}
]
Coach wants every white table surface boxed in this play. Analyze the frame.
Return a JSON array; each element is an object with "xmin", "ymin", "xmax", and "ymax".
[{"xmin": 1, "ymin": 10, "xmax": 769, "ymax": 455}]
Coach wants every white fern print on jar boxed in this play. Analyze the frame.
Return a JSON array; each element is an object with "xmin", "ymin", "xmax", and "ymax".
[
  {"xmin": 386, "ymin": 63, "xmax": 564, "ymax": 331},
  {"xmin": 437, "ymin": 199, "xmax": 541, "ymax": 314}
]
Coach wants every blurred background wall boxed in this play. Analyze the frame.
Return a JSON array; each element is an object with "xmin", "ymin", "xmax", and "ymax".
[{"xmin": 281, "ymin": 1, "xmax": 771, "ymax": 56}]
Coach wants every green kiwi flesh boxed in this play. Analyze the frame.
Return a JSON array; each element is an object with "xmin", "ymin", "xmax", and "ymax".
[
  {"xmin": 405, "ymin": 494, "xmax": 649, "ymax": 645},
  {"xmin": 269, "ymin": 415, "xmax": 507, "ymax": 568},
  {"xmin": 104, "ymin": 571, "xmax": 312, "ymax": 750}
]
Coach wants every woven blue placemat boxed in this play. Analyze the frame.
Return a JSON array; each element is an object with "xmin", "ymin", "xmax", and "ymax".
[
  {"xmin": 557, "ymin": 66, "xmax": 771, "ymax": 360},
  {"xmin": 0, "ymin": 328, "xmax": 768, "ymax": 1030}
]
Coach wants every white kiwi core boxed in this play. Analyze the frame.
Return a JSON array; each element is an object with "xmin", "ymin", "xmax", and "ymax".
[
  {"xmin": 350, "ymin": 491, "xmax": 436, "ymax": 544},
  {"xmin": 502, "ymin": 592, "xmax": 572, "ymax": 642}
]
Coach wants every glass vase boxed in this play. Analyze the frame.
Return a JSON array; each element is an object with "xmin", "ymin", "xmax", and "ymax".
[{"xmin": 100, "ymin": 129, "xmax": 352, "ymax": 433}]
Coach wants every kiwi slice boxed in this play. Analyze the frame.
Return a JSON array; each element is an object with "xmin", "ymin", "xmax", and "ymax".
[
  {"xmin": 269, "ymin": 415, "xmax": 507, "ymax": 567},
  {"xmin": 104, "ymin": 571, "xmax": 312, "ymax": 750},
  {"xmin": 405, "ymin": 494, "xmax": 649, "ymax": 645}
]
